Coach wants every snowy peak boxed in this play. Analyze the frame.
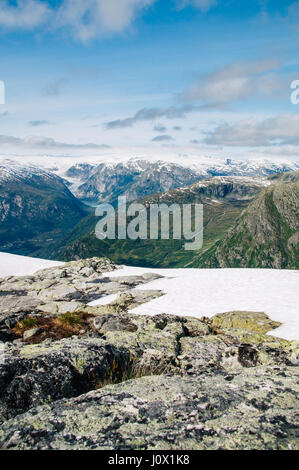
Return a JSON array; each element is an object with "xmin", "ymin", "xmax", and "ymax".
[
  {"xmin": 204, "ymin": 158, "xmax": 298, "ymax": 178},
  {"xmin": 65, "ymin": 159, "xmax": 202, "ymax": 204},
  {"xmin": 0, "ymin": 160, "xmax": 60, "ymax": 186}
]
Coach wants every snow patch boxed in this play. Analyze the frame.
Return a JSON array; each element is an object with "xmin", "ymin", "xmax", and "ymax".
[
  {"xmin": 88, "ymin": 293, "xmax": 118, "ymax": 306},
  {"xmin": 0, "ymin": 252, "xmax": 64, "ymax": 277},
  {"xmin": 105, "ymin": 266, "xmax": 299, "ymax": 341}
]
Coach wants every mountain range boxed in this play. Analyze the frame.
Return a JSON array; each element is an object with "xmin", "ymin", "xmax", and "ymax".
[
  {"xmin": 198, "ymin": 172, "xmax": 299, "ymax": 269},
  {"xmin": 0, "ymin": 161, "xmax": 90, "ymax": 257},
  {"xmin": 0, "ymin": 157, "xmax": 298, "ymax": 268},
  {"xmin": 63, "ymin": 157, "xmax": 298, "ymax": 205}
]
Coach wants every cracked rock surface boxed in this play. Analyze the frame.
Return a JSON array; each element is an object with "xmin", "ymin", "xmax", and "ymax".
[
  {"xmin": 0, "ymin": 368, "xmax": 298, "ymax": 450},
  {"xmin": 0, "ymin": 258, "xmax": 298, "ymax": 450}
]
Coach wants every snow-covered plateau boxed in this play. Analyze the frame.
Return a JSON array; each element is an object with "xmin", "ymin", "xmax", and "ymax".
[
  {"xmin": 1, "ymin": 253, "xmax": 296, "ymax": 341},
  {"xmin": 102, "ymin": 265, "xmax": 299, "ymax": 341},
  {"xmin": 0, "ymin": 252, "xmax": 63, "ymax": 277}
]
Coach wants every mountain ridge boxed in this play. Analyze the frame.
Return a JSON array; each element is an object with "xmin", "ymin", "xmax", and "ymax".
[
  {"xmin": 0, "ymin": 162, "xmax": 91, "ymax": 257},
  {"xmin": 196, "ymin": 172, "xmax": 299, "ymax": 269}
]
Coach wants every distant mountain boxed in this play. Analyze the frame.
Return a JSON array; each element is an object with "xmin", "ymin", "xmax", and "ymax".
[
  {"xmin": 0, "ymin": 161, "xmax": 90, "ymax": 257},
  {"xmin": 0, "ymin": 158, "xmax": 297, "ymax": 266},
  {"xmin": 63, "ymin": 158, "xmax": 298, "ymax": 205},
  {"xmin": 65, "ymin": 159, "xmax": 204, "ymax": 204},
  {"xmin": 198, "ymin": 172, "xmax": 299, "ymax": 269},
  {"xmin": 204, "ymin": 158, "xmax": 298, "ymax": 178},
  {"xmin": 58, "ymin": 176, "xmax": 268, "ymax": 267},
  {"xmin": 141, "ymin": 175, "xmax": 268, "ymax": 204}
]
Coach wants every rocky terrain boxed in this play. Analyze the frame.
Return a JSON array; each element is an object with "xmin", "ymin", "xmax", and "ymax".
[
  {"xmin": 199, "ymin": 172, "xmax": 299, "ymax": 269},
  {"xmin": 0, "ymin": 258, "xmax": 298, "ymax": 450}
]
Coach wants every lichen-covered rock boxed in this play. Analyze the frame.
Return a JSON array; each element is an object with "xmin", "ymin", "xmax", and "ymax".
[
  {"xmin": 38, "ymin": 301, "xmax": 85, "ymax": 315},
  {"xmin": 209, "ymin": 311, "xmax": 281, "ymax": 334},
  {"xmin": 0, "ymin": 336, "xmax": 131, "ymax": 423},
  {"xmin": 23, "ymin": 328, "xmax": 42, "ymax": 341},
  {"xmin": 179, "ymin": 335, "xmax": 231, "ymax": 373},
  {"xmin": 0, "ymin": 259, "xmax": 165, "ymax": 341},
  {"xmin": 1, "ymin": 309, "xmax": 298, "ymax": 426},
  {"xmin": 0, "ymin": 367, "xmax": 298, "ymax": 450},
  {"xmin": 0, "ymin": 260, "xmax": 298, "ymax": 450},
  {"xmin": 206, "ymin": 311, "xmax": 299, "ymax": 367},
  {"xmin": 93, "ymin": 314, "xmax": 138, "ymax": 333}
]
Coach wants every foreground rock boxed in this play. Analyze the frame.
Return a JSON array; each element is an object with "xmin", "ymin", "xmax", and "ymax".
[
  {"xmin": 0, "ymin": 258, "xmax": 298, "ymax": 450},
  {"xmin": 0, "ymin": 257, "xmax": 163, "ymax": 341},
  {"xmin": 0, "ymin": 309, "xmax": 298, "ymax": 428},
  {"xmin": 0, "ymin": 367, "xmax": 298, "ymax": 450}
]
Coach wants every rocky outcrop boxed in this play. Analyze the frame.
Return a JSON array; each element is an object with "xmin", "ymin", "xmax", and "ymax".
[
  {"xmin": 200, "ymin": 176, "xmax": 299, "ymax": 269},
  {"xmin": 0, "ymin": 258, "xmax": 163, "ymax": 341},
  {"xmin": 0, "ymin": 258, "xmax": 298, "ymax": 450},
  {"xmin": 0, "ymin": 307, "xmax": 298, "ymax": 435},
  {"xmin": 0, "ymin": 367, "xmax": 298, "ymax": 450}
]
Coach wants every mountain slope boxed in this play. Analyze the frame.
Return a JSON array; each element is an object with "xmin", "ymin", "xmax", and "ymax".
[
  {"xmin": 66, "ymin": 159, "xmax": 204, "ymax": 204},
  {"xmin": 0, "ymin": 162, "xmax": 91, "ymax": 257},
  {"xmin": 62, "ymin": 158, "xmax": 298, "ymax": 205},
  {"xmin": 198, "ymin": 172, "xmax": 299, "ymax": 269},
  {"xmin": 204, "ymin": 158, "xmax": 298, "ymax": 178},
  {"xmin": 58, "ymin": 176, "xmax": 267, "ymax": 267}
]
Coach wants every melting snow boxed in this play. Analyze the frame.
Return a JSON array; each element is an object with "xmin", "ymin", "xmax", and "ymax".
[
  {"xmin": 105, "ymin": 266, "xmax": 299, "ymax": 341},
  {"xmin": 88, "ymin": 293, "xmax": 118, "ymax": 306},
  {"xmin": 0, "ymin": 252, "xmax": 63, "ymax": 277},
  {"xmin": 0, "ymin": 253, "xmax": 298, "ymax": 341}
]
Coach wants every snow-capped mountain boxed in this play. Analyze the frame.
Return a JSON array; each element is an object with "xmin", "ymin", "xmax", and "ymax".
[
  {"xmin": 62, "ymin": 157, "xmax": 298, "ymax": 204},
  {"xmin": 0, "ymin": 160, "xmax": 60, "ymax": 185},
  {"xmin": 0, "ymin": 160, "xmax": 89, "ymax": 257},
  {"xmin": 203, "ymin": 158, "xmax": 298, "ymax": 178},
  {"xmin": 65, "ymin": 159, "xmax": 204, "ymax": 204}
]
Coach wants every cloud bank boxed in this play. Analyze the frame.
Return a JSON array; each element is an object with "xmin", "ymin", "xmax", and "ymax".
[
  {"xmin": 56, "ymin": 0, "xmax": 156, "ymax": 42},
  {"xmin": 152, "ymin": 134, "xmax": 174, "ymax": 142},
  {"xmin": 182, "ymin": 60, "xmax": 282, "ymax": 106},
  {"xmin": 204, "ymin": 115, "xmax": 299, "ymax": 147},
  {"xmin": 104, "ymin": 105, "xmax": 198, "ymax": 129},
  {"xmin": 176, "ymin": 0, "xmax": 217, "ymax": 12},
  {"xmin": 0, "ymin": 134, "xmax": 110, "ymax": 150},
  {"xmin": 0, "ymin": 0, "xmax": 50, "ymax": 29},
  {"xmin": 0, "ymin": 0, "xmax": 221, "ymax": 41}
]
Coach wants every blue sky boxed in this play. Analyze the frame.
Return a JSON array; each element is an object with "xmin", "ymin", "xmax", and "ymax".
[{"xmin": 0, "ymin": 0, "xmax": 299, "ymax": 160}]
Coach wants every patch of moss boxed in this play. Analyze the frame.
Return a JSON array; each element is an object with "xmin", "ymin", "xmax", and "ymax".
[
  {"xmin": 56, "ymin": 313, "xmax": 83, "ymax": 327},
  {"xmin": 15, "ymin": 317, "xmax": 38, "ymax": 333}
]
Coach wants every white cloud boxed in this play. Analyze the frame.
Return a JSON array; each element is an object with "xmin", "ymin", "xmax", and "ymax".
[
  {"xmin": 182, "ymin": 60, "xmax": 282, "ymax": 105},
  {"xmin": 0, "ymin": 0, "xmax": 50, "ymax": 29},
  {"xmin": 56, "ymin": 0, "xmax": 156, "ymax": 41},
  {"xmin": 152, "ymin": 134, "xmax": 174, "ymax": 142},
  {"xmin": 0, "ymin": 0, "xmax": 218, "ymax": 40},
  {"xmin": 104, "ymin": 105, "xmax": 197, "ymax": 129},
  {"xmin": 204, "ymin": 115, "xmax": 299, "ymax": 147},
  {"xmin": 177, "ymin": 0, "xmax": 217, "ymax": 12},
  {"xmin": 0, "ymin": 0, "xmax": 156, "ymax": 39},
  {"xmin": 0, "ymin": 134, "xmax": 110, "ymax": 150}
]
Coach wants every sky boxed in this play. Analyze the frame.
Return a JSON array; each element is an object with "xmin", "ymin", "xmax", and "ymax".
[{"xmin": 0, "ymin": 0, "xmax": 299, "ymax": 162}]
